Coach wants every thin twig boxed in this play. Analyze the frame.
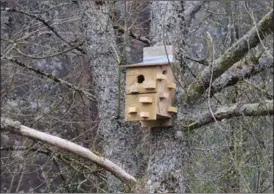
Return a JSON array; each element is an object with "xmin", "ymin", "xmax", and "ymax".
[
  {"xmin": 4, "ymin": 58, "xmax": 96, "ymax": 102},
  {"xmin": 4, "ymin": 8, "xmax": 86, "ymax": 55}
]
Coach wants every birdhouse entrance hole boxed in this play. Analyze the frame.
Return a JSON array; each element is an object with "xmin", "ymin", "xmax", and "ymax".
[{"xmin": 137, "ymin": 75, "xmax": 145, "ymax": 83}]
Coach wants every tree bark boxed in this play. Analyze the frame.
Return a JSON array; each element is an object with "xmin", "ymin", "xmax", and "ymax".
[
  {"xmin": 180, "ymin": 100, "xmax": 273, "ymax": 131},
  {"xmin": 210, "ymin": 55, "xmax": 273, "ymax": 97},
  {"xmin": 80, "ymin": 2, "xmax": 139, "ymax": 192},
  {"xmin": 144, "ymin": 2, "xmax": 189, "ymax": 192}
]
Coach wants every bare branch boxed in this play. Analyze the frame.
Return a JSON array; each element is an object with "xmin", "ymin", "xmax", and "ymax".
[
  {"xmin": 185, "ymin": 55, "xmax": 209, "ymax": 66},
  {"xmin": 186, "ymin": 9, "xmax": 273, "ymax": 103},
  {"xmin": 210, "ymin": 55, "xmax": 273, "ymax": 97},
  {"xmin": 180, "ymin": 100, "xmax": 273, "ymax": 131},
  {"xmin": 113, "ymin": 24, "xmax": 151, "ymax": 46},
  {"xmin": 4, "ymin": 58, "xmax": 96, "ymax": 102},
  {"xmin": 1, "ymin": 117, "xmax": 137, "ymax": 185},
  {"xmin": 4, "ymin": 7, "xmax": 86, "ymax": 55}
]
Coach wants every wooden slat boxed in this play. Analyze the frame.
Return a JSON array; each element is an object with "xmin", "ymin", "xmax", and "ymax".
[
  {"xmin": 143, "ymin": 80, "xmax": 156, "ymax": 89},
  {"xmin": 139, "ymin": 96, "xmax": 153, "ymax": 104},
  {"xmin": 167, "ymin": 82, "xmax": 176, "ymax": 89},
  {"xmin": 129, "ymin": 83, "xmax": 139, "ymax": 94},
  {"xmin": 125, "ymin": 93, "xmax": 157, "ymax": 121},
  {"xmin": 159, "ymin": 92, "xmax": 169, "ymax": 99},
  {"xmin": 156, "ymin": 73, "xmax": 166, "ymax": 80},
  {"xmin": 128, "ymin": 107, "xmax": 137, "ymax": 114},
  {"xmin": 140, "ymin": 112, "xmax": 150, "ymax": 118},
  {"xmin": 167, "ymin": 106, "xmax": 177, "ymax": 113}
]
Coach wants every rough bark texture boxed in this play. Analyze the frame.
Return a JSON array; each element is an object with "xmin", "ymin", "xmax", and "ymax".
[
  {"xmin": 210, "ymin": 54, "xmax": 273, "ymax": 97},
  {"xmin": 144, "ymin": 2, "xmax": 191, "ymax": 192},
  {"xmin": 187, "ymin": 9, "xmax": 273, "ymax": 102},
  {"xmin": 180, "ymin": 100, "xmax": 273, "ymax": 131},
  {"xmin": 80, "ymin": 3, "xmax": 139, "ymax": 192}
]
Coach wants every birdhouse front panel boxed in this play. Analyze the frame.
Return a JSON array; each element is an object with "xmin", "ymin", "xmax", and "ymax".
[
  {"xmin": 125, "ymin": 66, "xmax": 163, "ymax": 95},
  {"xmin": 121, "ymin": 45, "xmax": 177, "ymax": 127},
  {"xmin": 125, "ymin": 93, "xmax": 157, "ymax": 121},
  {"xmin": 125, "ymin": 64, "xmax": 176, "ymax": 121}
]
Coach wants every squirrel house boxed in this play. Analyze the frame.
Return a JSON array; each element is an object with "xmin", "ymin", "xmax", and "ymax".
[{"xmin": 121, "ymin": 45, "xmax": 177, "ymax": 128}]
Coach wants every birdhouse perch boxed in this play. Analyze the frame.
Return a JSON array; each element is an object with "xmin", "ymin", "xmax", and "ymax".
[{"xmin": 120, "ymin": 45, "xmax": 177, "ymax": 128}]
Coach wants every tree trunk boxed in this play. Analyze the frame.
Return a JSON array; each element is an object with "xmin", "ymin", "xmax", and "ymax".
[
  {"xmin": 145, "ymin": 2, "xmax": 189, "ymax": 192},
  {"xmin": 80, "ymin": 3, "xmax": 139, "ymax": 192}
]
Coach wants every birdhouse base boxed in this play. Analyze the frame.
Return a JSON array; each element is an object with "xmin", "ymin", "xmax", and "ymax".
[{"xmin": 140, "ymin": 118, "xmax": 173, "ymax": 128}]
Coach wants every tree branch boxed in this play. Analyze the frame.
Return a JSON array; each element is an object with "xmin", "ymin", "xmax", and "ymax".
[
  {"xmin": 186, "ymin": 9, "xmax": 273, "ymax": 103},
  {"xmin": 185, "ymin": 55, "xmax": 209, "ymax": 66},
  {"xmin": 1, "ymin": 117, "xmax": 137, "ymax": 185},
  {"xmin": 185, "ymin": 1, "xmax": 206, "ymax": 26},
  {"xmin": 210, "ymin": 55, "xmax": 273, "ymax": 97},
  {"xmin": 180, "ymin": 100, "xmax": 273, "ymax": 131},
  {"xmin": 4, "ymin": 58, "xmax": 96, "ymax": 102},
  {"xmin": 3, "ymin": 7, "xmax": 86, "ymax": 55},
  {"xmin": 113, "ymin": 24, "xmax": 151, "ymax": 46}
]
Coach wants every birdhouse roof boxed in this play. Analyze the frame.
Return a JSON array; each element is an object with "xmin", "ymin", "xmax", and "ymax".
[{"xmin": 120, "ymin": 45, "xmax": 174, "ymax": 68}]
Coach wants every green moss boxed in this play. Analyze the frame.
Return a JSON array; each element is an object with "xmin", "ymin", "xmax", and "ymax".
[
  {"xmin": 182, "ymin": 118, "xmax": 197, "ymax": 126},
  {"xmin": 182, "ymin": 81, "xmax": 203, "ymax": 104},
  {"xmin": 48, "ymin": 74, "xmax": 60, "ymax": 83},
  {"xmin": 190, "ymin": 81, "xmax": 203, "ymax": 93}
]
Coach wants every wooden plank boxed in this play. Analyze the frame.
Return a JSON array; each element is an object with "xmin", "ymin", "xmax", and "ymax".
[
  {"xmin": 128, "ymin": 83, "xmax": 139, "ymax": 94},
  {"xmin": 159, "ymin": 92, "xmax": 169, "ymax": 99},
  {"xmin": 167, "ymin": 82, "xmax": 176, "ymax": 89},
  {"xmin": 124, "ymin": 63, "xmax": 176, "ymax": 121},
  {"xmin": 139, "ymin": 96, "xmax": 153, "ymax": 104},
  {"xmin": 156, "ymin": 73, "xmax": 166, "ymax": 80},
  {"xmin": 140, "ymin": 112, "xmax": 150, "ymax": 118},
  {"xmin": 143, "ymin": 80, "xmax": 156, "ymax": 89},
  {"xmin": 128, "ymin": 107, "xmax": 137, "ymax": 114},
  {"xmin": 154, "ymin": 65, "xmax": 175, "ymax": 118},
  {"xmin": 167, "ymin": 106, "xmax": 177, "ymax": 113},
  {"xmin": 125, "ymin": 66, "xmax": 162, "ymax": 94},
  {"xmin": 125, "ymin": 93, "xmax": 157, "ymax": 121}
]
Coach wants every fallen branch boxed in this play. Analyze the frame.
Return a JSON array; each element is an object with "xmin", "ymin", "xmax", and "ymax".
[
  {"xmin": 5, "ymin": 58, "xmax": 96, "ymax": 102},
  {"xmin": 186, "ymin": 9, "xmax": 273, "ymax": 102},
  {"xmin": 1, "ymin": 117, "xmax": 137, "ymax": 185},
  {"xmin": 181, "ymin": 100, "xmax": 273, "ymax": 131}
]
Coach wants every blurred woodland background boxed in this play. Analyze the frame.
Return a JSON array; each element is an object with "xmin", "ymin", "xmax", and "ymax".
[{"xmin": 1, "ymin": 1, "xmax": 273, "ymax": 193}]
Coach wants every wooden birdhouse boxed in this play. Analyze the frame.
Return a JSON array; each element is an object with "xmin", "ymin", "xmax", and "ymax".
[{"xmin": 121, "ymin": 45, "xmax": 177, "ymax": 128}]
